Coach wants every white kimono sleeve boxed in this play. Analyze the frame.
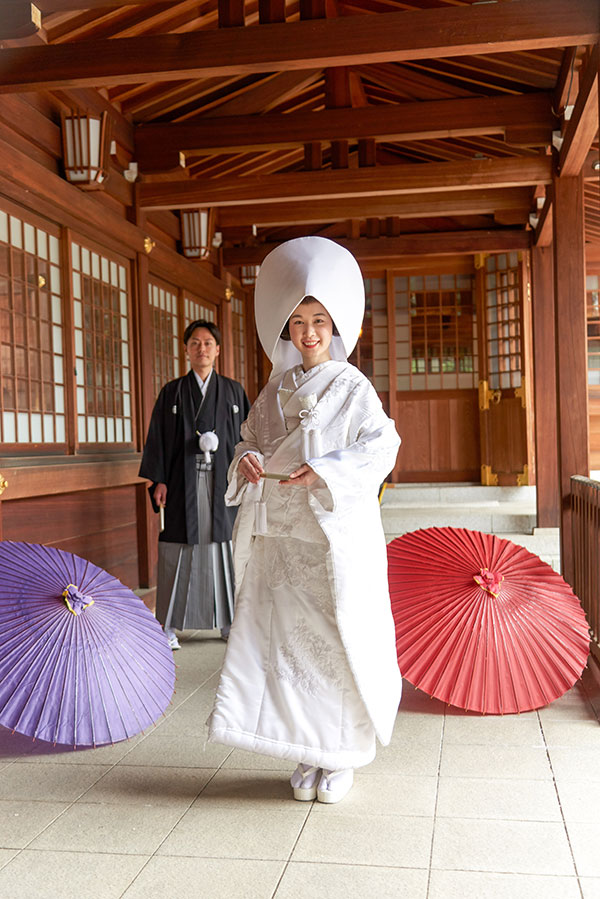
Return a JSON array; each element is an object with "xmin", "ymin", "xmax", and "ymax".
[
  {"xmin": 225, "ymin": 394, "xmax": 265, "ymax": 507},
  {"xmin": 307, "ymin": 382, "xmax": 400, "ymax": 515}
]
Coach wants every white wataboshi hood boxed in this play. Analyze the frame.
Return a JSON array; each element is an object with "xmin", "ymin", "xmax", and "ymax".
[{"xmin": 254, "ymin": 236, "xmax": 365, "ymax": 378}]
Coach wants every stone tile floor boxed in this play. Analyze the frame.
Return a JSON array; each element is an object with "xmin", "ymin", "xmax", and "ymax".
[{"xmin": 1, "ymin": 631, "xmax": 600, "ymax": 899}]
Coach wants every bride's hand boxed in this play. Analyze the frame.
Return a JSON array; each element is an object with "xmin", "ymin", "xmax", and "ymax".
[
  {"xmin": 238, "ymin": 453, "xmax": 263, "ymax": 484},
  {"xmin": 280, "ymin": 464, "xmax": 318, "ymax": 487}
]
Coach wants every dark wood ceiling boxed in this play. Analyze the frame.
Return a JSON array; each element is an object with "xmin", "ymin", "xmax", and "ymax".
[{"xmin": 1, "ymin": 0, "xmax": 599, "ymax": 255}]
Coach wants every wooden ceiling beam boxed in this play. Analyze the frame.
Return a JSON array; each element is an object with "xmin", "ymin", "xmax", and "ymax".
[
  {"xmin": 223, "ymin": 229, "xmax": 532, "ymax": 264},
  {"xmin": 213, "ymin": 189, "xmax": 533, "ymax": 227},
  {"xmin": 134, "ymin": 92, "xmax": 555, "ymax": 164},
  {"xmin": 559, "ymin": 45, "xmax": 599, "ymax": 176},
  {"xmin": 139, "ymin": 156, "xmax": 551, "ymax": 210},
  {"xmin": 0, "ymin": 0, "xmax": 597, "ymax": 92}
]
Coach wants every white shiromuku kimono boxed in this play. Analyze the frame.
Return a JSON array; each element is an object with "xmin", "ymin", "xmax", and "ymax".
[{"xmin": 207, "ymin": 358, "xmax": 402, "ymax": 771}]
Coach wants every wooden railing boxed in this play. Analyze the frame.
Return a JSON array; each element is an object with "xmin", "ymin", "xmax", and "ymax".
[{"xmin": 572, "ymin": 475, "xmax": 600, "ymax": 661}]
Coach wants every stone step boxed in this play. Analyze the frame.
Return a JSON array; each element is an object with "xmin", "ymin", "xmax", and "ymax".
[
  {"xmin": 379, "ymin": 482, "xmax": 560, "ymax": 567},
  {"xmin": 384, "ymin": 527, "xmax": 561, "ymax": 573},
  {"xmin": 381, "ymin": 502, "xmax": 536, "ymax": 536},
  {"xmin": 381, "ymin": 483, "xmax": 536, "ymax": 506},
  {"xmin": 496, "ymin": 529, "xmax": 561, "ymax": 572}
]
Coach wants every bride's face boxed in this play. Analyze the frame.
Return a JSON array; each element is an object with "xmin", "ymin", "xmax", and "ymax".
[{"xmin": 288, "ymin": 300, "xmax": 334, "ymax": 369}]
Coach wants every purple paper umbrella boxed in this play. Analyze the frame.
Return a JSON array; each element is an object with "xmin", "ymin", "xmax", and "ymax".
[{"xmin": 0, "ymin": 541, "xmax": 176, "ymax": 747}]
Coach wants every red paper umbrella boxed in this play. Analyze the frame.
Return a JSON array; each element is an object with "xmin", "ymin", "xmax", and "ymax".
[{"xmin": 387, "ymin": 527, "xmax": 590, "ymax": 715}]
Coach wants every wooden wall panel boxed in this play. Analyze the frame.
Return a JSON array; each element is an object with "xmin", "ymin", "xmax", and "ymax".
[
  {"xmin": 589, "ymin": 395, "xmax": 600, "ymax": 470},
  {"xmin": 394, "ymin": 390, "xmax": 480, "ymax": 482},
  {"xmin": 2, "ymin": 485, "xmax": 139, "ymax": 589}
]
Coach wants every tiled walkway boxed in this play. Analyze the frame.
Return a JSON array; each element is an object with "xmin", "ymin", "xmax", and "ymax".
[{"xmin": 1, "ymin": 632, "xmax": 600, "ymax": 899}]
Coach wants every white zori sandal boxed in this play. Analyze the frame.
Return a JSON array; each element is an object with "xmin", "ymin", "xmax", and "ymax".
[
  {"xmin": 317, "ymin": 768, "xmax": 354, "ymax": 804},
  {"xmin": 290, "ymin": 763, "xmax": 322, "ymax": 801}
]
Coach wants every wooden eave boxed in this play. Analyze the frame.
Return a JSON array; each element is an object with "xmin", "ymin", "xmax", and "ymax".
[{"xmin": 0, "ymin": 0, "xmax": 598, "ymax": 250}]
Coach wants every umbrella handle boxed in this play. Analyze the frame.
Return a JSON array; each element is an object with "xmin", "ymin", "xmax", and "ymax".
[{"xmin": 159, "ymin": 504, "xmax": 165, "ymax": 532}]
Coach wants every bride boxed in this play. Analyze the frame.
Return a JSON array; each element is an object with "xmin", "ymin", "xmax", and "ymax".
[{"xmin": 207, "ymin": 236, "xmax": 402, "ymax": 804}]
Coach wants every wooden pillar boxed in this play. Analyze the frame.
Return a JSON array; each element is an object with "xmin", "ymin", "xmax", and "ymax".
[
  {"xmin": 218, "ymin": 0, "xmax": 245, "ymax": 27},
  {"xmin": 132, "ymin": 249, "xmax": 156, "ymax": 588},
  {"xmin": 386, "ymin": 270, "xmax": 399, "ymax": 482},
  {"xmin": 243, "ymin": 287, "xmax": 259, "ymax": 401},
  {"xmin": 325, "ymin": 68, "xmax": 351, "ymax": 169},
  {"xmin": 552, "ymin": 173, "xmax": 589, "ymax": 584},
  {"xmin": 531, "ymin": 245, "xmax": 560, "ymax": 527},
  {"xmin": 221, "ymin": 287, "xmax": 235, "ymax": 379},
  {"xmin": 258, "ymin": 0, "xmax": 285, "ymax": 23}
]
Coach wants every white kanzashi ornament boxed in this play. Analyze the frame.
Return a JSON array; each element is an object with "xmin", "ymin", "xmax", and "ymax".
[{"xmin": 198, "ymin": 430, "xmax": 219, "ymax": 463}]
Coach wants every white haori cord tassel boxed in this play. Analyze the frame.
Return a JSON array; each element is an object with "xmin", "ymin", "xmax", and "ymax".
[
  {"xmin": 198, "ymin": 430, "xmax": 219, "ymax": 464},
  {"xmin": 299, "ymin": 397, "xmax": 322, "ymax": 461}
]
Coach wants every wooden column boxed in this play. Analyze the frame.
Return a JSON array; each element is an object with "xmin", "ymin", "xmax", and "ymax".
[
  {"xmin": 326, "ymin": 68, "xmax": 351, "ymax": 169},
  {"xmin": 221, "ymin": 287, "xmax": 235, "ymax": 379},
  {"xmin": 218, "ymin": 0, "xmax": 245, "ymax": 27},
  {"xmin": 386, "ymin": 270, "xmax": 399, "ymax": 482},
  {"xmin": 258, "ymin": 0, "xmax": 285, "ymax": 23},
  {"xmin": 132, "ymin": 249, "xmax": 156, "ymax": 588},
  {"xmin": 530, "ymin": 245, "xmax": 560, "ymax": 526},
  {"xmin": 359, "ymin": 139, "xmax": 379, "ymax": 238},
  {"xmin": 552, "ymin": 173, "xmax": 589, "ymax": 583}
]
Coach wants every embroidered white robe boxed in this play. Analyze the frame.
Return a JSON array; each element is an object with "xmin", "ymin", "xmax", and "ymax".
[{"xmin": 207, "ymin": 360, "xmax": 402, "ymax": 769}]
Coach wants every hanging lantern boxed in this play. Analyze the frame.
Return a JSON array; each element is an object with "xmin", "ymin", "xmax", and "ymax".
[
  {"xmin": 240, "ymin": 264, "xmax": 260, "ymax": 286},
  {"xmin": 60, "ymin": 110, "xmax": 111, "ymax": 189},
  {"xmin": 180, "ymin": 209, "xmax": 215, "ymax": 259}
]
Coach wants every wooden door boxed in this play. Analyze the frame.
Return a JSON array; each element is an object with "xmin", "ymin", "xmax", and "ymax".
[
  {"xmin": 352, "ymin": 264, "xmax": 482, "ymax": 483},
  {"xmin": 476, "ymin": 252, "xmax": 534, "ymax": 486}
]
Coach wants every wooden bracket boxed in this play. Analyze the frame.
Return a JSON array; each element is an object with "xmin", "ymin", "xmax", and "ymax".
[
  {"xmin": 515, "ymin": 375, "xmax": 527, "ymax": 409},
  {"xmin": 481, "ymin": 464, "xmax": 498, "ymax": 486},
  {"xmin": 516, "ymin": 463, "xmax": 529, "ymax": 487},
  {"xmin": 479, "ymin": 379, "xmax": 502, "ymax": 411}
]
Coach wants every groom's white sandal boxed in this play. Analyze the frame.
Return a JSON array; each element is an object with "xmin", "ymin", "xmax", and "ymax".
[
  {"xmin": 291, "ymin": 763, "xmax": 321, "ymax": 801},
  {"xmin": 316, "ymin": 768, "xmax": 354, "ymax": 804}
]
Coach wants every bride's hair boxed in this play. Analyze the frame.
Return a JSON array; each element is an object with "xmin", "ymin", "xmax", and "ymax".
[{"xmin": 279, "ymin": 296, "xmax": 340, "ymax": 341}]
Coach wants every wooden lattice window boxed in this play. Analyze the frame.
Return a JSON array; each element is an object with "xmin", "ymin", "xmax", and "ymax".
[
  {"xmin": 587, "ymin": 273, "xmax": 600, "ymax": 387},
  {"xmin": 231, "ymin": 294, "xmax": 246, "ymax": 388},
  {"xmin": 396, "ymin": 272, "xmax": 477, "ymax": 391},
  {"xmin": 485, "ymin": 253, "xmax": 522, "ymax": 390},
  {"xmin": 149, "ymin": 278, "xmax": 180, "ymax": 399},
  {"xmin": 72, "ymin": 241, "xmax": 133, "ymax": 444},
  {"xmin": 0, "ymin": 208, "xmax": 66, "ymax": 445},
  {"xmin": 184, "ymin": 295, "xmax": 216, "ymax": 326}
]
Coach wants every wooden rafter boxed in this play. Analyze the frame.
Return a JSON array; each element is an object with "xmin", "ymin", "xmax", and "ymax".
[
  {"xmin": 134, "ymin": 92, "xmax": 555, "ymax": 165},
  {"xmin": 202, "ymin": 70, "xmax": 322, "ymax": 117},
  {"xmin": 139, "ymin": 156, "xmax": 551, "ymax": 209},
  {"xmin": 0, "ymin": 0, "xmax": 597, "ymax": 93}
]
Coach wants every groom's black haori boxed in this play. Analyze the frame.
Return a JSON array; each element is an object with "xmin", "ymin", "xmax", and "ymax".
[{"xmin": 139, "ymin": 320, "xmax": 250, "ymax": 631}]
